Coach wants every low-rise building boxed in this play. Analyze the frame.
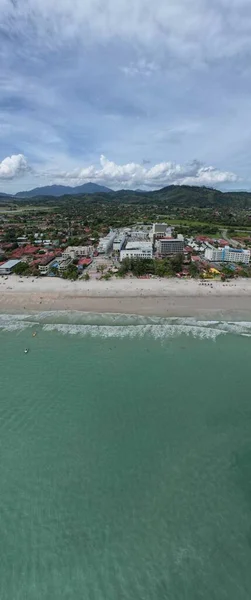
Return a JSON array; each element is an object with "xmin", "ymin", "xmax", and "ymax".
[
  {"xmin": 62, "ymin": 246, "xmax": 94, "ymax": 260},
  {"xmin": 0, "ymin": 259, "xmax": 21, "ymax": 275},
  {"xmin": 77, "ymin": 258, "xmax": 92, "ymax": 272},
  {"xmin": 156, "ymin": 238, "xmax": 185, "ymax": 256},
  {"xmin": 17, "ymin": 236, "xmax": 28, "ymax": 247},
  {"xmin": 205, "ymin": 246, "xmax": 250, "ymax": 264},
  {"xmin": 11, "ymin": 245, "xmax": 41, "ymax": 260},
  {"xmin": 120, "ymin": 241, "xmax": 153, "ymax": 261}
]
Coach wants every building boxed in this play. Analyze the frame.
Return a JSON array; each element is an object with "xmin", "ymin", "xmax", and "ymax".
[
  {"xmin": 77, "ymin": 258, "xmax": 92, "ymax": 272},
  {"xmin": 113, "ymin": 234, "xmax": 127, "ymax": 252},
  {"xmin": 151, "ymin": 223, "xmax": 172, "ymax": 242},
  {"xmin": 57, "ymin": 257, "xmax": 72, "ymax": 274},
  {"xmin": 120, "ymin": 241, "xmax": 153, "ymax": 261},
  {"xmin": 205, "ymin": 246, "xmax": 250, "ymax": 264},
  {"xmin": 205, "ymin": 248, "xmax": 224, "ymax": 262},
  {"xmin": 62, "ymin": 246, "xmax": 94, "ymax": 260},
  {"xmin": 130, "ymin": 230, "xmax": 150, "ymax": 241},
  {"xmin": 38, "ymin": 257, "xmax": 57, "ymax": 275},
  {"xmin": 156, "ymin": 238, "xmax": 185, "ymax": 256},
  {"xmin": 0, "ymin": 259, "xmax": 21, "ymax": 275},
  {"xmin": 152, "ymin": 223, "xmax": 168, "ymax": 237},
  {"xmin": 17, "ymin": 236, "xmax": 28, "ymax": 247},
  {"xmin": 97, "ymin": 231, "xmax": 117, "ymax": 254},
  {"xmin": 38, "ymin": 256, "xmax": 73, "ymax": 275}
]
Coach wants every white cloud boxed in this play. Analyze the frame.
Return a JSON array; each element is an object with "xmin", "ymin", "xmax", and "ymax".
[
  {"xmin": 50, "ymin": 155, "xmax": 238, "ymax": 189},
  {"xmin": 0, "ymin": 154, "xmax": 29, "ymax": 179},
  {"xmin": 2, "ymin": 0, "xmax": 251, "ymax": 64}
]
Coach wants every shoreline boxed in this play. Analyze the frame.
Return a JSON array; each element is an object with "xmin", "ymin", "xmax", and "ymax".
[{"xmin": 1, "ymin": 277, "xmax": 251, "ymax": 318}]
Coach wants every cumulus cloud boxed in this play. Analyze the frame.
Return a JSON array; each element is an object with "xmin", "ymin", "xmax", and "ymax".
[
  {"xmin": 51, "ymin": 155, "xmax": 238, "ymax": 189},
  {"xmin": 0, "ymin": 154, "xmax": 29, "ymax": 179}
]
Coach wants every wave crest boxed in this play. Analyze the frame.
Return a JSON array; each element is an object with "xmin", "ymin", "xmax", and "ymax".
[{"xmin": 1, "ymin": 311, "xmax": 251, "ymax": 340}]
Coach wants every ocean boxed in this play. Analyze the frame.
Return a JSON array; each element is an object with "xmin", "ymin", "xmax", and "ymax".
[{"xmin": 0, "ymin": 311, "xmax": 251, "ymax": 599}]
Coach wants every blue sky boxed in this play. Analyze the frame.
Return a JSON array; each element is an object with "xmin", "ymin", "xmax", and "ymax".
[{"xmin": 1, "ymin": 0, "xmax": 251, "ymax": 192}]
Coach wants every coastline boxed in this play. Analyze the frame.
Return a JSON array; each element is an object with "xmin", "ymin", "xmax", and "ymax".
[{"xmin": 1, "ymin": 276, "xmax": 251, "ymax": 318}]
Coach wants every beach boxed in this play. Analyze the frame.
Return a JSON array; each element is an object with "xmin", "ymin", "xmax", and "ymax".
[{"xmin": 1, "ymin": 275, "xmax": 251, "ymax": 317}]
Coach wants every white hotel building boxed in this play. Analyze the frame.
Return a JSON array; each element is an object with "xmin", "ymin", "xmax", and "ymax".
[
  {"xmin": 97, "ymin": 231, "xmax": 117, "ymax": 254},
  {"xmin": 113, "ymin": 234, "xmax": 127, "ymax": 252},
  {"xmin": 120, "ymin": 241, "xmax": 153, "ymax": 261},
  {"xmin": 205, "ymin": 246, "xmax": 250, "ymax": 265}
]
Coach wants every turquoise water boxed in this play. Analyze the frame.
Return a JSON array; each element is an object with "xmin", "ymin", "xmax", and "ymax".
[{"xmin": 1, "ymin": 312, "xmax": 251, "ymax": 599}]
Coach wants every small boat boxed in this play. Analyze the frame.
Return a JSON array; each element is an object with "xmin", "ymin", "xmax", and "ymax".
[
  {"xmin": 24, "ymin": 348, "xmax": 29, "ymax": 354},
  {"xmin": 32, "ymin": 332, "xmax": 37, "ymax": 337}
]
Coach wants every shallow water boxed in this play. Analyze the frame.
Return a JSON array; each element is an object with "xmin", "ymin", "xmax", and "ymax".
[{"xmin": 0, "ymin": 312, "xmax": 251, "ymax": 599}]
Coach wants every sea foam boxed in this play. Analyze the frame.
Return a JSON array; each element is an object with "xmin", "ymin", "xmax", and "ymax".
[
  {"xmin": 42, "ymin": 322, "xmax": 224, "ymax": 340},
  {"xmin": 1, "ymin": 311, "xmax": 251, "ymax": 340}
]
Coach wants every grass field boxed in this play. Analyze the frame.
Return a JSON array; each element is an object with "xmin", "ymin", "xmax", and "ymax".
[
  {"xmin": 158, "ymin": 216, "xmax": 251, "ymax": 232},
  {"xmin": 0, "ymin": 205, "xmax": 55, "ymax": 214}
]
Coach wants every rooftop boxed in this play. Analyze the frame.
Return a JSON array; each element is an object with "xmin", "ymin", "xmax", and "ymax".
[
  {"xmin": 78, "ymin": 258, "xmax": 92, "ymax": 266},
  {"xmin": 0, "ymin": 259, "xmax": 21, "ymax": 269},
  {"xmin": 224, "ymin": 246, "xmax": 250, "ymax": 254},
  {"xmin": 125, "ymin": 241, "xmax": 152, "ymax": 250},
  {"xmin": 37, "ymin": 254, "xmax": 56, "ymax": 266},
  {"xmin": 160, "ymin": 237, "xmax": 182, "ymax": 241},
  {"xmin": 11, "ymin": 245, "xmax": 42, "ymax": 259}
]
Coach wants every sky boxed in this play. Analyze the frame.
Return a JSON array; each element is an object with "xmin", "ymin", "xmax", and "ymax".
[{"xmin": 1, "ymin": 0, "xmax": 251, "ymax": 193}]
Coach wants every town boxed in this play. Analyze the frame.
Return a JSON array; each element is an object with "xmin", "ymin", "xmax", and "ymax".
[{"xmin": 1, "ymin": 198, "xmax": 251, "ymax": 281}]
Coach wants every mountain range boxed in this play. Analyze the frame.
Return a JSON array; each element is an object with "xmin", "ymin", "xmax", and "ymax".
[
  {"xmin": 1, "ymin": 182, "xmax": 251, "ymax": 209},
  {"xmin": 14, "ymin": 182, "xmax": 112, "ymax": 198}
]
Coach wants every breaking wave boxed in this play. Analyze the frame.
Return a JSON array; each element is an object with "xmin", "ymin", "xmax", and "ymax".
[{"xmin": 0, "ymin": 311, "xmax": 251, "ymax": 340}]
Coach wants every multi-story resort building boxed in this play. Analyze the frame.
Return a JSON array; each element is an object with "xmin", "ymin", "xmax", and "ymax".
[
  {"xmin": 97, "ymin": 231, "xmax": 117, "ymax": 254},
  {"xmin": 38, "ymin": 256, "xmax": 57, "ymax": 275},
  {"xmin": 56, "ymin": 257, "xmax": 73, "ymax": 274},
  {"xmin": 113, "ymin": 234, "xmax": 127, "ymax": 252},
  {"xmin": 38, "ymin": 256, "xmax": 73, "ymax": 275},
  {"xmin": 151, "ymin": 223, "xmax": 173, "ymax": 243},
  {"xmin": 120, "ymin": 241, "xmax": 153, "ymax": 261},
  {"xmin": 156, "ymin": 238, "xmax": 185, "ymax": 256},
  {"xmin": 205, "ymin": 246, "xmax": 250, "ymax": 264}
]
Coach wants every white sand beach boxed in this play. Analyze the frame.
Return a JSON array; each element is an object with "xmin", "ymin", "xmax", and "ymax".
[{"xmin": 1, "ymin": 276, "xmax": 251, "ymax": 317}]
